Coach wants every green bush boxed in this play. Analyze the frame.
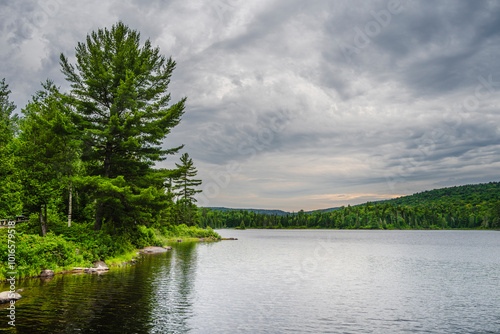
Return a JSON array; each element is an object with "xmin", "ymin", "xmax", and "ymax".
[
  {"xmin": 0, "ymin": 232, "xmax": 87, "ymax": 279},
  {"xmin": 0, "ymin": 218, "xmax": 220, "ymax": 280},
  {"xmin": 133, "ymin": 225, "xmax": 162, "ymax": 248},
  {"xmin": 235, "ymin": 222, "xmax": 246, "ymax": 230}
]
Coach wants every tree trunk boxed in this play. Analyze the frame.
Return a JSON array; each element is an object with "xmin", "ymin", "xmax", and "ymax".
[
  {"xmin": 40, "ymin": 204, "xmax": 48, "ymax": 236},
  {"xmin": 184, "ymin": 176, "xmax": 188, "ymax": 207},
  {"xmin": 97, "ymin": 145, "xmax": 112, "ymax": 231},
  {"xmin": 104, "ymin": 143, "xmax": 112, "ymax": 178},
  {"xmin": 68, "ymin": 180, "xmax": 73, "ymax": 227},
  {"xmin": 95, "ymin": 201, "xmax": 104, "ymax": 231}
]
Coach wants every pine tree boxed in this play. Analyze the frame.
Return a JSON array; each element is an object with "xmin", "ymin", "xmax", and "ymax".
[
  {"xmin": 17, "ymin": 81, "xmax": 76, "ymax": 235},
  {"xmin": 173, "ymin": 153, "xmax": 202, "ymax": 225},
  {"xmin": 0, "ymin": 78, "xmax": 17, "ymax": 147},
  {"xmin": 174, "ymin": 153, "xmax": 202, "ymax": 205},
  {"xmin": 60, "ymin": 22, "xmax": 185, "ymax": 230},
  {"xmin": 0, "ymin": 78, "xmax": 21, "ymax": 218}
]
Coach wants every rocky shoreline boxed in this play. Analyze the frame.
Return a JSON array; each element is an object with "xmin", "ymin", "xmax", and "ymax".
[{"xmin": 0, "ymin": 237, "xmax": 238, "ymax": 302}]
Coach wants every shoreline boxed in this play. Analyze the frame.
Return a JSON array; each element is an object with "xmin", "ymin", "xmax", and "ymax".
[
  {"xmin": 224, "ymin": 227, "xmax": 497, "ymax": 231},
  {"xmin": 1, "ymin": 237, "xmax": 237, "ymax": 284}
]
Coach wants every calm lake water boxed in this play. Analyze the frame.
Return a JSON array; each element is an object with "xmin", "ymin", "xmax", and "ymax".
[{"xmin": 1, "ymin": 229, "xmax": 500, "ymax": 333}]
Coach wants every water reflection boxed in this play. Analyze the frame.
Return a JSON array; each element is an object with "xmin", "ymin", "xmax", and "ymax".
[
  {"xmin": 3, "ymin": 231, "xmax": 498, "ymax": 333},
  {"xmin": 0, "ymin": 242, "xmax": 198, "ymax": 333},
  {"xmin": 149, "ymin": 242, "xmax": 197, "ymax": 333}
]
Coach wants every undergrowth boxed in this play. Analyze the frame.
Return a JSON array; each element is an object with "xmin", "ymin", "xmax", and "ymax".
[{"xmin": 0, "ymin": 213, "xmax": 220, "ymax": 280}]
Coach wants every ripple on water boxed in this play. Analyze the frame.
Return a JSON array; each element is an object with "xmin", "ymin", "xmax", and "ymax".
[{"xmin": 1, "ymin": 230, "xmax": 500, "ymax": 333}]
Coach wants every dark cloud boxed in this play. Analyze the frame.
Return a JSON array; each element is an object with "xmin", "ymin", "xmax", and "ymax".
[{"xmin": 1, "ymin": 0, "xmax": 499, "ymax": 210}]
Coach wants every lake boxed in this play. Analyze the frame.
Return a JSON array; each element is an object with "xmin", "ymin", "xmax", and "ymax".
[{"xmin": 1, "ymin": 229, "xmax": 500, "ymax": 333}]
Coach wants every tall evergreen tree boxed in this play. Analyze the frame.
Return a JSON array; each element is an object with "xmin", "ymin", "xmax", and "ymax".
[
  {"xmin": 59, "ymin": 22, "xmax": 185, "ymax": 230},
  {"xmin": 173, "ymin": 153, "xmax": 202, "ymax": 225},
  {"xmin": 0, "ymin": 78, "xmax": 17, "ymax": 146},
  {"xmin": 0, "ymin": 78, "xmax": 21, "ymax": 218},
  {"xmin": 173, "ymin": 153, "xmax": 202, "ymax": 205},
  {"xmin": 18, "ymin": 81, "xmax": 76, "ymax": 235}
]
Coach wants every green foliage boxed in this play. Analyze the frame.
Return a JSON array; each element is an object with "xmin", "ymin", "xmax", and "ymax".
[
  {"xmin": 156, "ymin": 224, "xmax": 220, "ymax": 239},
  {"xmin": 13, "ymin": 214, "xmax": 136, "ymax": 262},
  {"xmin": 172, "ymin": 153, "xmax": 202, "ymax": 226},
  {"xmin": 60, "ymin": 21, "xmax": 186, "ymax": 231},
  {"xmin": 134, "ymin": 225, "xmax": 162, "ymax": 248},
  {"xmin": 0, "ymin": 23, "xmax": 213, "ymax": 280},
  {"xmin": 0, "ymin": 78, "xmax": 17, "ymax": 146},
  {"xmin": 200, "ymin": 182, "xmax": 500, "ymax": 230},
  {"xmin": 0, "ymin": 78, "xmax": 21, "ymax": 218},
  {"xmin": 17, "ymin": 81, "xmax": 78, "ymax": 235},
  {"xmin": 0, "ymin": 216, "xmax": 220, "ymax": 279},
  {"xmin": 0, "ymin": 231, "xmax": 87, "ymax": 279},
  {"xmin": 0, "ymin": 149, "xmax": 22, "ymax": 218},
  {"xmin": 385, "ymin": 182, "xmax": 500, "ymax": 207},
  {"xmin": 235, "ymin": 221, "xmax": 246, "ymax": 230},
  {"xmin": 173, "ymin": 153, "xmax": 202, "ymax": 204},
  {"xmin": 50, "ymin": 226, "xmax": 135, "ymax": 262}
]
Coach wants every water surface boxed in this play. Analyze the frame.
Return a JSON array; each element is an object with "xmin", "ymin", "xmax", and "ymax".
[{"xmin": 1, "ymin": 230, "xmax": 499, "ymax": 333}]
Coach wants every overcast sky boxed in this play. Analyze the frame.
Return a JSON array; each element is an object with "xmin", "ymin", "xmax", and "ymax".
[{"xmin": 1, "ymin": 0, "xmax": 499, "ymax": 211}]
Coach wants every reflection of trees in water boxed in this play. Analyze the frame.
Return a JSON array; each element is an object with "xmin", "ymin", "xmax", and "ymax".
[
  {"xmin": 63, "ymin": 270, "xmax": 153, "ymax": 334},
  {"xmin": 0, "ymin": 245, "xmax": 198, "ymax": 333},
  {"xmin": 0, "ymin": 271, "xmax": 143, "ymax": 333},
  {"xmin": 0, "ymin": 250, "xmax": 181, "ymax": 333},
  {"xmin": 149, "ymin": 242, "xmax": 197, "ymax": 333}
]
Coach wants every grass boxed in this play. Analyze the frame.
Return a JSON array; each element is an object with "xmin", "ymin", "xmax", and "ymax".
[
  {"xmin": 104, "ymin": 249, "xmax": 140, "ymax": 267},
  {"xmin": 0, "ymin": 220, "xmax": 220, "ymax": 281}
]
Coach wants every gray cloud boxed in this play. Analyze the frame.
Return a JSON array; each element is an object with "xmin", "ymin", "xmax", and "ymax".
[{"xmin": 1, "ymin": 0, "xmax": 499, "ymax": 210}]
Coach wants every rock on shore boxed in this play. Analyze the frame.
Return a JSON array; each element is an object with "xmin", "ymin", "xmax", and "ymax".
[
  {"xmin": 0, "ymin": 291, "xmax": 21, "ymax": 304},
  {"xmin": 40, "ymin": 269, "xmax": 55, "ymax": 277},
  {"xmin": 92, "ymin": 261, "xmax": 109, "ymax": 270},
  {"xmin": 138, "ymin": 246, "xmax": 172, "ymax": 253},
  {"xmin": 83, "ymin": 261, "xmax": 110, "ymax": 273},
  {"xmin": 72, "ymin": 261, "xmax": 110, "ymax": 274}
]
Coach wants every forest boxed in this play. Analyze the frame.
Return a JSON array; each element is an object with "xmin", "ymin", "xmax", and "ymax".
[
  {"xmin": 199, "ymin": 182, "xmax": 500, "ymax": 230},
  {"xmin": 0, "ymin": 22, "xmax": 216, "ymax": 280}
]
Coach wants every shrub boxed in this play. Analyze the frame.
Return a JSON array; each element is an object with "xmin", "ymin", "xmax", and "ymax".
[
  {"xmin": 0, "ymin": 232, "xmax": 86, "ymax": 279},
  {"xmin": 133, "ymin": 225, "xmax": 162, "ymax": 248}
]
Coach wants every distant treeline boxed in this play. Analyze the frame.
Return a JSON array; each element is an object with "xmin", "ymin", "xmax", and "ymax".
[{"xmin": 199, "ymin": 182, "xmax": 500, "ymax": 229}]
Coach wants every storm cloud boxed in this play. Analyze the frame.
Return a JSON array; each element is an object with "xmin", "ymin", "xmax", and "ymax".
[{"xmin": 1, "ymin": 0, "xmax": 499, "ymax": 210}]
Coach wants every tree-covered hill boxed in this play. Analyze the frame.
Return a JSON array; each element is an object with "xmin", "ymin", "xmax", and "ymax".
[
  {"xmin": 206, "ymin": 207, "xmax": 290, "ymax": 216},
  {"xmin": 382, "ymin": 182, "xmax": 500, "ymax": 207},
  {"xmin": 200, "ymin": 182, "xmax": 500, "ymax": 230},
  {"xmin": 205, "ymin": 206, "xmax": 341, "ymax": 216}
]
